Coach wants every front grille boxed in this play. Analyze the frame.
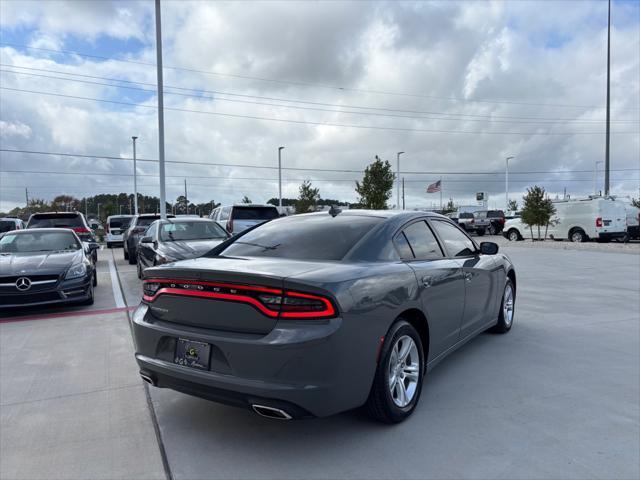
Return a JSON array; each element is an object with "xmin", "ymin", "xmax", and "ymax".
[
  {"xmin": 0, "ymin": 291, "xmax": 62, "ymax": 306},
  {"xmin": 0, "ymin": 274, "xmax": 60, "ymax": 284}
]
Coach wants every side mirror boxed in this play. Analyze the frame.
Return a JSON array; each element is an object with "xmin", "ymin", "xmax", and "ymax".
[
  {"xmin": 480, "ymin": 242, "xmax": 499, "ymax": 255},
  {"xmin": 140, "ymin": 236, "xmax": 153, "ymax": 244},
  {"xmin": 87, "ymin": 242, "xmax": 100, "ymax": 252}
]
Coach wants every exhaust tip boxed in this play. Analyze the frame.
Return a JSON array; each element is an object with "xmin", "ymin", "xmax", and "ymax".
[
  {"xmin": 252, "ymin": 404, "xmax": 292, "ymax": 420},
  {"xmin": 140, "ymin": 373, "xmax": 155, "ymax": 386}
]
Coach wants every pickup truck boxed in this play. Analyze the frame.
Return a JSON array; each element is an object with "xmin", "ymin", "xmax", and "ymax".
[{"xmin": 473, "ymin": 210, "xmax": 505, "ymax": 235}]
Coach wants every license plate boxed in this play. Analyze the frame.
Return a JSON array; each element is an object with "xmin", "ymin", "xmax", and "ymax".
[{"xmin": 174, "ymin": 338, "xmax": 211, "ymax": 370}]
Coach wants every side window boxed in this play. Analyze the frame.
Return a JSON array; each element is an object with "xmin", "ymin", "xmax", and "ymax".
[
  {"xmin": 219, "ymin": 207, "xmax": 230, "ymax": 221},
  {"xmin": 400, "ymin": 221, "xmax": 443, "ymax": 260},
  {"xmin": 145, "ymin": 222, "xmax": 158, "ymax": 239},
  {"xmin": 393, "ymin": 232, "xmax": 414, "ymax": 260},
  {"xmin": 430, "ymin": 220, "xmax": 476, "ymax": 257},
  {"xmin": 212, "ymin": 208, "xmax": 219, "ymax": 220}
]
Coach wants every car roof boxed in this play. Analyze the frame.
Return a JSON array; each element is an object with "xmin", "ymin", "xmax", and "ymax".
[
  {"xmin": 228, "ymin": 204, "xmax": 277, "ymax": 208},
  {"xmin": 107, "ymin": 215, "xmax": 134, "ymax": 219},
  {"xmin": 30, "ymin": 212, "xmax": 83, "ymax": 217},
  {"xmin": 5, "ymin": 227, "xmax": 79, "ymax": 234},
  {"xmin": 158, "ymin": 217, "xmax": 215, "ymax": 223}
]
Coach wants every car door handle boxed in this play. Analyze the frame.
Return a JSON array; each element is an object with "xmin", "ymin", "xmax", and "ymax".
[
  {"xmin": 421, "ymin": 276, "xmax": 433, "ymax": 287},
  {"xmin": 463, "ymin": 272, "xmax": 473, "ymax": 282}
]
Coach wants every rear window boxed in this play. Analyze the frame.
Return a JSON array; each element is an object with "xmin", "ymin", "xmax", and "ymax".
[
  {"xmin": 0, "ymin": 220, "xmax": 16, "ymax": 233},
  {"xmin": 459, "ymin": 213, "xmax": 474, "ymax": 219},
  {"xmin": 232, "ymin": 207, "xmax": 279, "ymax": 220},
  {"xmin": 218, "ymin": 214, "xmax": 382, "ymax": 261},
  {"xmin": 136, "ymin": 216, "xmax": 161, "ymax": 227},
  {"xmin": 487, "ymin": 211, "xmax": 504, "ymax": 218},
  {"xmin": 28, "ymin": 214, "xmax": 84, "ymax": 228},
  {"xmin": 109, "ymin": 217, "xmax": 132, "ymax": 229}
]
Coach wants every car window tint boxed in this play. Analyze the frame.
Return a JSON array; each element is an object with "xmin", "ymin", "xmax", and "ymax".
[
  {"xmin": 232, "ymin": 207, "xmax": 278, "ymax": 220},
  {"xmin": 219, "ymin": 215, "xmax": 382, "ymax": 261},
  {"xmin": 401, "ymin": 221, "xmax": 443, "ymax": 260},
  {"xmin": 0, "ymin": 231, "xmax": 80, "ymax": 253},
  {"xmin": 0, "ymin": 221, "xmax": 15, "ymax": 233},
  {"xmin": 431, "ymin": 220, "xmax": 476, "ymax": 257},
  {"xmin": 160, "ymin": 221, "xmax": 227, "ymax": 241},
  {"xmin": 109, "ymin": 217, "xmax": 132, "ymax": 229},
  {"xmin": 394, "ymin": 232, "xmax": 414, "ymax": 259},
  {"xmin": 137, "ymin": 217, "xmax": 160, "ymax": 227},
  {"xmin": 28, "ymin": 214, "xmax": 83, "ymax": 228}
]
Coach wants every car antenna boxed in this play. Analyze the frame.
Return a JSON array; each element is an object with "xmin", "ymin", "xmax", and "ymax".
[{"xmin": 328, "ymin": 205, "xmax": 342, "ymax": 217}]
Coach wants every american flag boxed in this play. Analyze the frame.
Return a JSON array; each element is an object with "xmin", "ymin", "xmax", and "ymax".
[{"xmin": 426, "ymin": 180, "xmax": 441, "ymax": 193}]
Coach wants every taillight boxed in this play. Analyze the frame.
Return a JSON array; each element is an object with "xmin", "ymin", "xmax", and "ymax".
[
  {"xmin": 143, "ymin": 279, "xmax": 336, "ymax": 319},
  {"xmin": 106, "ymin": 224, "xmax": 110, "ymax": 233},
  {"xmin": 226, "ymin": 217, "xmax": 233, "ymax": 233},
  {"xmin": 72, "ymin": 227, "xmax": 90, "ymax": 234},
  {"xmin": 596, "ymin": 217, "xmax": 603, "ymax": 228}
]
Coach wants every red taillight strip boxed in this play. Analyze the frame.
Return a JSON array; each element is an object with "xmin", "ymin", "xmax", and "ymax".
[
  {"xmin": 146, "ymin": 278, "xmax": 282, "ymax": 294},
  {"xmin": 280, "ymin": 290, "xmax": 336, "ymax": 318},
  {"xmin": 143, "ymin": 287, "xmax": 279, "ymax": 317}
]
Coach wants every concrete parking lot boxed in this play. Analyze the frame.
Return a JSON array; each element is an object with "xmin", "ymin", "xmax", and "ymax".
[{"xmin": 1, "ymin": 243, "xmax": 639, "ymax": 479}]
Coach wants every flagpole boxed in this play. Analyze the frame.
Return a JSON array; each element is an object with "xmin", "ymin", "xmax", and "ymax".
[{"xmin": 439, "ymin": 178, "xmax": 442, "ymax": 210}]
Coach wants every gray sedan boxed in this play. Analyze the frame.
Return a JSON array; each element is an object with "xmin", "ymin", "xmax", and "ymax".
[{"xmin": 131, "ymin": 210, "xmax": 516, "ymax": 423}]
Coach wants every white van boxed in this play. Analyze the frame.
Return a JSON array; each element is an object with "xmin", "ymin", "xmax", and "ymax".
[
  {"xmin": 547, "ymin": 197, "xmax": 627, "ymax": 242},
  {"xmin": 106, "ymin": 215, "xmax": 134, "ymax": 248},
  {"xmin": 612, "ymin": 197, "xmax": 640, "ymax": 240}
]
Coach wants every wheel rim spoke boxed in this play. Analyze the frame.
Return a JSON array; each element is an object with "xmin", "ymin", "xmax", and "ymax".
[{"xmin": 387, "ymin": 335, "xmax": 421, "ymax": 408}]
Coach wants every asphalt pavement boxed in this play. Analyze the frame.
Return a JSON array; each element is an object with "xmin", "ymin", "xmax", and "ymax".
[{"xmin": 1, "ymin": 244, "xmax": 638, "ymax": 480}]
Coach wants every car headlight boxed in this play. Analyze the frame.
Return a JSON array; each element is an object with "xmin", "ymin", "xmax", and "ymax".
[{"xmin": 65, "ymin": 262, "xmax": 88, "ymax": 280}]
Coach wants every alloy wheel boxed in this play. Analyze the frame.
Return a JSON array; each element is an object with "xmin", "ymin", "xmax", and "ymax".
[
  {"xmin": 388, "ymin": 335, "xmax": 420, "ymax": 408},
  {"xmin": 508, "ymin": 230, "xmax": 519, "ymax": 241},
  {"xmin": 503, "ymin": 283, "xmax": 514, "ymax": 327}
]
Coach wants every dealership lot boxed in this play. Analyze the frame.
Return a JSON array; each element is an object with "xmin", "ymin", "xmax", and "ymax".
[{"xmin": 1, "ymin": 245, "xmax": 639, "ymax": 479}]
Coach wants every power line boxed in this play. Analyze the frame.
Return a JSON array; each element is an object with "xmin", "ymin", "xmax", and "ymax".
[
  {"xmin": 2, "ymin": 42, "xmax": 636, "ymax": 111},
  {"xmin": 2, "ymin": 86, "xmax": 636, "ymax": 136},
  {"xmin": 3, "ymin": 65, "xmax": 637, "ymax": 125},
  {"xmin": 3, "ymin": 149, "xmax": 640, "ymax": 175}
]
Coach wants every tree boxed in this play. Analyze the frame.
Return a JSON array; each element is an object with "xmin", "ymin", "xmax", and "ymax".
[
  {"xmin": 296, "ymin": 180, "xmax": 320, "ymax": 213},
  {"xmin": 632, "ymin": 198, "xmax": 640, "ymax": 208},
  {"xmin": 241, "ymin": 195, "xmax": 252, "ymax": 204},
  {"xmin": 520, "ymin": 186, "xmax": 556, "ymax": 241},
  {"xmin": 355, "ymin": 156, "xmax": 395, "ymax": 209},
  {"xmin": 507, "ymin": 199, "xmax": 518, "ymax": 211},
  {"xmin": 442, "ymin": 198, "xmax": 456, "ymax": 215}
]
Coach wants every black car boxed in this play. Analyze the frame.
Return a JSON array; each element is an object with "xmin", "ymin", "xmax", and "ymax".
[
  {"xmin": 136, "ymin": 218, "xmax": 229, "ymax": 278},
  {"xmin": 0, "ymin": 229, "xmax": 99, "ymax": 309},
  {"xmin": 123, "ymin": 214, "xmax": 175, "ymax": 265},
  {"xmin": 26, "ymin": 212, "xmax": 98, "ymax": 262},
  {"xmin": 473, "ymin": 210, "xmax": 506, "ymax": 235}
]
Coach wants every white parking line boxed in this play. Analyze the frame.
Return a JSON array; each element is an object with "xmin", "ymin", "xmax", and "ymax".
[{"xmin": 108, "ymin": 257, "xmax": 126, "ymax": 308}]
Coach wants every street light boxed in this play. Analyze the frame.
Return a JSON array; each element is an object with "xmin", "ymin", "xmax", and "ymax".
[
  {"xmin": 132, "ymin": 136, "xmax": 138, "ymax": 215},
  {"xmin": 278, "ymin": 146, "xmax": 285, "ymax": 208},
  {"xmin": 397, "ymin": 152, "xmax": 404, "ymax": 209},
  {"xmin": 97, "ymin": 203, "xmax": 102, "ymax": 222},
  {"xmin": 505, "ymin": 156, "xmax": 515, "ymax": 209}
]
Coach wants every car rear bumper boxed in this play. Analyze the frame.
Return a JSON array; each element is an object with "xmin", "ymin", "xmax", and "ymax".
[
  {"xmin": 131, "ymin": 303, "xmax": 377, "ymax": 418},
  {"xmin": 0, "ymin": 276, "xmax": 92, "ymax": 309},
  {"xmin": 597, "ymin": 231, "xmax": 627, "ymax": 241},
  {"xmin": 106, "ymin": 233, "xmax": 125, "ymax": 243}
]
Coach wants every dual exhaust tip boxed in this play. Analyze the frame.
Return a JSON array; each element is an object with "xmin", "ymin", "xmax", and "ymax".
[{"xmin": 139, "ymin": 374, "xmax": 292, "ymax": 420}]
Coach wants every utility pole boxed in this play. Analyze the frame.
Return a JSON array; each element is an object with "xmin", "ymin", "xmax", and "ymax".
[
  {"xmin": 278, "ymin": 146, "xmax": 285, "ymax": 208},
  {"xmin": 439, "ymin": 177, "xmax": 443, "ymax": 211},
  {"xmin": 184, "ymin": 178, "xmax": 188, "ymax": 214},
  {"xmin": 155, "ymin": 0, "xmax": 167, "ymax": 218},
  {"xmin": 505, "ymin": 156, "xmax": 514, "ymax": 209},
  {"xmin": 132, "ymin": 136, "xmax": 138, "ymax": 215},
  {"xmin": 85, "ymin": 197, "xmax": 88, "ymax": 218},
  {"xmin": 97, "ymin": 203, "xmax": 101, "ymax": 222},
  {"xmin": 594, "ymin": 160, "xmax": 604, "ymax": 195},
  {"xmin": 25, "ymin": 188, "xmax": 29, "ymax": 207},
  {"xmin": 604, "ymin": 0, "xmax": 611, "ymax": 195},
  {"xmin": 396, "ymin": 152, "xmax": 404, "ymax": 209},
  {"xmin": 402, "ymin": 178, "xmax": 405, "ymax": 210}
]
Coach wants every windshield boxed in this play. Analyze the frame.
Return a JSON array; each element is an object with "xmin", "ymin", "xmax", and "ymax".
[
  {"xmin": 28, "ymin": 214, "xmax": 83, "ymax": 228},
  {"xmin": 218, "ymin": 214, "xmax": 382, "ymax": 261},
  {"xmin": 233, "ymin": 207, "xmax": 279, "ymax": 220},
  {"xmin": 160, "ymin": 221, "xmax": 228, "ymax": 242},
  {"xmin": 0, "ymin": 221, "xmax": 16, "ymax": 233},
  {"xmin": 0, "ymin": 231, "xmax": 81, "ymax": 253}
]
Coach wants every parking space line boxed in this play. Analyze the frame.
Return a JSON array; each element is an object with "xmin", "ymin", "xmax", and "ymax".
[
  {"xmin": 108, "ymin": 256, "xmax": 126, "ymax": 308},
  {"xmin": 0, "ymin": 306, "xmax": 136, "ymax": 323}
]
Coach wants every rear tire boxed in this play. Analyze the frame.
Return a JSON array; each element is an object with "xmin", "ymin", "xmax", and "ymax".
[
  {"xmin": 107, "ymin": 242, "xmax": 112, "ymax": 249},
  {"xmin": 124, "ymin": 248, "xmax": 129, "ymax": 260},
  {"xmin": 83, "ymin": 283, "xmax": 95, "ymax": 306},
  {"xmin": 488, "ymin": 224, "xmax": 496, "ymax": 235},
  {"xmin": 92, "ymin": 271, "xmax": 97, "ymax": 287},
  {"xmin": 491, "ymin": 279, "xmax": 515, "ymax": 334},
  {"xmin": 569, "ymin": 228, "xmax": 587, "ymax": 243},
  {"xmin": 137, "ymin": 259, "xmax": 143, "ymax": 279},
  {"xmin": 128, "ymin": 249, "xmax": 137, "ymax": 265},
  {"xmin": 476, "ymin": 228, "xmax": 485, "ymax": 236},
  {"xmin": 365, "ymin": 320, "xmax": 425, "ymax": 424}
]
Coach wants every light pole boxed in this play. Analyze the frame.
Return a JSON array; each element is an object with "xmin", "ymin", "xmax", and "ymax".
[
  {"xmin": 132, "ymin": 136, "xmax": 138, "ymax": 215},
  {"xmin": 397, "ymin": 152, "xmax": 404, "ymax": 209},
  {"xmin": 119, "ymin": 205, "xmax": 124, "ymax": 215},
  {"xmin": 604, "ymin": 0, "xmax": 611, "ymax": 195},
  {"xmin": 505, "ymin": 156, "xmax": 514, "ymax": 209},
  {"xmin": 594, "ymin": 160, "xmax": 604, "ymax": 195},
  {"xmin": 97, "ymin": 203, "xmax": 102, "ymax": 222},
  {"xmin": 155, "ymin": 0, "xmax": 167, "ymax": 218},
  {"xmin": 278, "ymin": 146, "xmax": 285, "ymax": 208}
]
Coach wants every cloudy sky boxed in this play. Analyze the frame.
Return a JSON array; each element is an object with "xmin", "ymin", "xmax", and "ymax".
[{"xmin": 0, "ymin": 0, "xmax": 638, "ymax": 213}]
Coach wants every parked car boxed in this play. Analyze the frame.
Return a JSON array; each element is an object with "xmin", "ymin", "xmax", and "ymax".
[
  {"xmin": 0, "ymin": 217, "xmax": 25, "ymax": 234},
  {"xmin": 613, "ymin": 197, "xmax": 640, "ymax": 241},
  {"xmin": 132, "ymin": 210, "xmax": 516, "ymax": 423},
  {"xmin": 473, "ymin": 210, "xmax": 505, "ymax": 235},
  {"xmin": 448, "ymin": 211, "xmax": 478, "ymax": 233},
  {"xmin": 136, "ymin": 218, "xmax": 230, "ymax": 278},
  {"xmin": 210, "ymin": 204, "xmax": 279, "ymax": 235},
  {"xmin": 106, "ymin": 215, "xmax": 134, "ymax": 248},
  {"xmin": 26, "ymin": 212, "xmax": 98, "ymax": 263},
  {"xmin": 548, "ymin": 197, "xmax": 627, "ymax": 242},
  {"xmin": 503, "ymin": 217, "xmax": 531, "ymax": 241},
  {"xmin": 123, "ymin": 214, "xmax": 175, "ymax": 264},
  {"xmin": 0, "ymin": 228, "xmax": 99, "ymax": 309}
]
